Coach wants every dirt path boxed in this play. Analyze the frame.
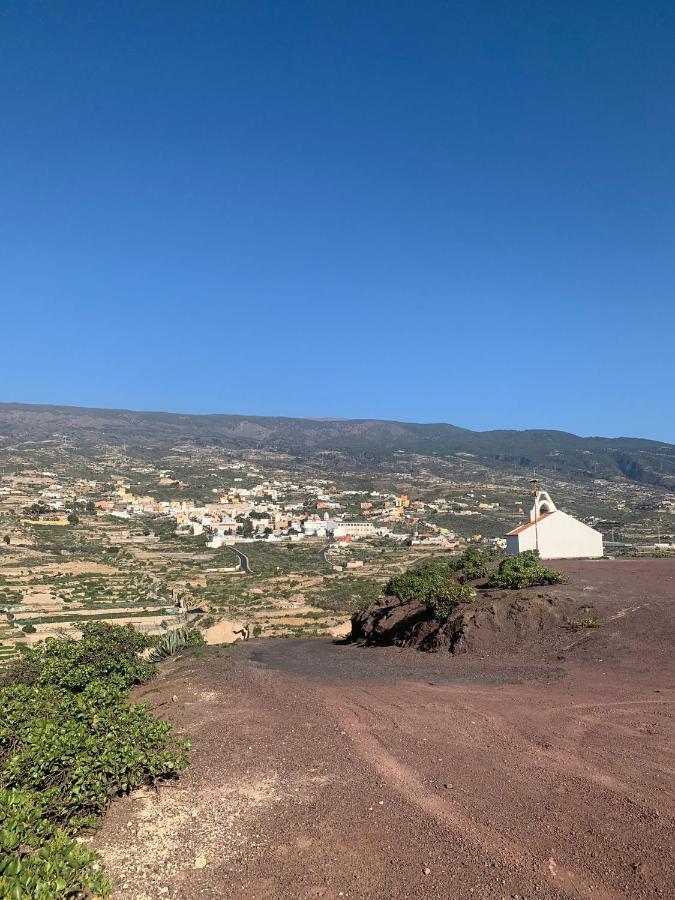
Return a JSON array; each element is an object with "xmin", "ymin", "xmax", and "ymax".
[{"xmin": 93, "ymin": 560, "xmax": 675, "ymax": 898}]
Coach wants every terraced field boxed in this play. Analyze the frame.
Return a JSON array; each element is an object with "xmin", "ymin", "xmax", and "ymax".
[{"xmin": 0, "ymin": 564, "xmax": 181, "ymax": 654}]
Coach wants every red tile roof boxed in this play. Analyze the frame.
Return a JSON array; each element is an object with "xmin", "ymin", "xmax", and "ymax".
[{"xmin": 505, "ymin": 511, "xmax": 553, "ymax": 537}]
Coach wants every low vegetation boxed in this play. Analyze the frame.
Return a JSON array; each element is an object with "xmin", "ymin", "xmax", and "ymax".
[
  {"xmin": 0, "ymin": 623, "xmax": 190, "ymax": 898},
  {"xmin": 384, "ymin": 548, "xmax": 568, "ymax": 619},
  {"xmin": 385, "ymin": 552, "xmax": 483, "ymax": 620},
  {"xmin": 1, "ymin": 789, "xmax": 109, "ymax": 900},
  {"xmin": 570, "ymin": 616, "xmax": 600, "ymax": 629},
  {"xmin": 454, "ymin": 547, "xmax": 491, "ymax": 583},
  {"xmin": 148, "ymin": 625, "xmax": 205, "ymax": 661},
  {"xmin": 486, "ymin": 550, "xmax": 567, "ymax": 590}
]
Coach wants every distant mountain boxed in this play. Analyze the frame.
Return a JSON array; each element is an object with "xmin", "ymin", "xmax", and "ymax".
[{"xmin": 0, "ymin": 402, "xmax": 673, "ymax": 488}]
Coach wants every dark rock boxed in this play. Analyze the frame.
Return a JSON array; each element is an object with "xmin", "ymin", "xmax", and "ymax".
[{"xmin": 350, "ymin": 590, "xmax": 581, "ymax": 655}]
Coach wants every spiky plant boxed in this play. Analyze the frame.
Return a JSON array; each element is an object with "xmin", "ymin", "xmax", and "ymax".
[{"xmin": 148, "ymin": 627, "xmax": 189, "ymax": 662}]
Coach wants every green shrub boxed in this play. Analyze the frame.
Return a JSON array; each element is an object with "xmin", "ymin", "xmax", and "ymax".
[
  {"xmin": 386, "ymin": 559, "xmax": 455, "ymax": 605},
  {"xmin": 486, "ymin": 550, "xmax": 567, "ymax": 590},
  {"xmin": 454, "ymin": 547, "xmax": 489, "ymax": 583},
  {"xmin": 0, "ymin": 682, "xmax": 189, "ymax": 829},
  {"xmin": 427, "ymin": 581, "xmax": 476, "ymax": 619},
  {"xmin": 22, "ymin": 623, "xmax": 36, "ymax": 635},
  {"xmin": 572, "ymin": 617, "xmax": 600, "ymax": 629},
  {"xmin": 0, "ymin": 621, "xmax": 155, "ymax": 692},
  {"xmin": 0, "ymin": 788, "xmax": 111, "ymax": 898},
  {"xmin": 0, "ymin": 624, "xmax": 189, "ymax": 896},
  {"xmin": 185, "ymin": 627, "xmax": 206, "ymax": 648},
  {"xmin": 386, "ymin": 559, "xmax": 476, "ymax": 620}
]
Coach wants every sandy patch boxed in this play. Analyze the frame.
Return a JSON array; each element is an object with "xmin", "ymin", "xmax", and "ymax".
[
  {"xmin": 94, "ymin": 776, "xmax": 279, "ymax": 899},
  {"xmin": 203, "ymin": 619, "xmax": 246, "ymax": 644}
]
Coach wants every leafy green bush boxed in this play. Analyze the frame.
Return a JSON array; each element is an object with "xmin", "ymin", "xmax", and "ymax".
[
  {"xmin": 486, "ymin": 550, "xmax": 567, "ymax": 590},
  {"xmin": 427, "ymin": 581, "xmax": 476, "ymax": 619},
  {"xmin": 0, "ymin": 788, "xmax": 111, "ymax": 898},
  {"xmin": 0, "ymin": 621, "xmax": 155, "ymax": 692},
  {"xmin": 0, "ymin": 682, "xmax": 189, "ymax": 828},
  {"xmin": 386, "ymin": 559, "xmax": 455, "ymax": 605},
  {"xmin": 386, "ymin": 559, "xmax": 476, "ymax": 620},
  {"xmin": 0, "ymin": 623, "xmax": 189, "ymax": 896},
  {"xmin": 184, "ymin": 627, "xmax": 206, "ymax": 648},
  {"xmin": 454, "ymin": 547, "xmax": 489, "ymax": 583}
]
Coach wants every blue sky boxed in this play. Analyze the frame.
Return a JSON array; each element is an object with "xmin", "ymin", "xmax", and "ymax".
[{"xmin": 1, "ymin": 1, "xmax": 673, "ymax": 441}]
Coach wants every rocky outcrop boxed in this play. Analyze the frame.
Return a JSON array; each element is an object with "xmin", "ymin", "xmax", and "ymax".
[
  {"xmin": 351, "ymin": 591, "xmax": 581, "ymax": 655},
  {"xmin": 350, "ymin": 597, "xmax": 428, "ymax": 646}
]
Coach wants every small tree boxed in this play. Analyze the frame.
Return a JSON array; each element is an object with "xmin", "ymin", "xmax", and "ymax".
[
  {"xmin": 67, "ymin": 512, "xmax": 80, "ymax": 526},
  {"xmin": 3, "ymin": 535, "xmax": 10, "ymax": 545}
]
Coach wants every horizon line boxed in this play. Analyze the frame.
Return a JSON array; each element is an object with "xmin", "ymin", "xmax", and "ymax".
[{"xmin": 0, "ymin": 399, "xmax": 672, "ymax": 446}]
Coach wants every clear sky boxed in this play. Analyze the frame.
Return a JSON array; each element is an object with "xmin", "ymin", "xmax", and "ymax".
[{"xmin": 1, "ymin": 2, "xmax": 673, "ymax": 441}]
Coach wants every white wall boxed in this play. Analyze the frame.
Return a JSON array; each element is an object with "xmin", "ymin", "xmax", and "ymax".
[{"xmin": 512, "ymin": 511, "xmax": 603, "ymax": 559}]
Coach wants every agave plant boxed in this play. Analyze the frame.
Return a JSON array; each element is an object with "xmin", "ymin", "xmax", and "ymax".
[{"xmin": 148, "ymin": 626, "xmax": 190, "ymax": 662}]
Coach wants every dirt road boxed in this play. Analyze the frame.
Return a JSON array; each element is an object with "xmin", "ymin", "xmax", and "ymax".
[{"xmin": 94, "ymin": 560, "xmax": 675, "ymax": 899}]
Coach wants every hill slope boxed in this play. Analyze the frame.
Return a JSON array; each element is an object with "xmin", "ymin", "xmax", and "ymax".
[{"xmin": 0, "ymin": 402, "xmax": 673, "ymax": 487}]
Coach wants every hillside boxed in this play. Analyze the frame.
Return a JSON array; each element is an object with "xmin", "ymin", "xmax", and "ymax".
[
  {"xmin": 1, "ymin": 402, "xmax": 674, "ymax": 487},
  {"xmin": 91, "ymin": 559, "xmax": 675, "ymax": 899}
]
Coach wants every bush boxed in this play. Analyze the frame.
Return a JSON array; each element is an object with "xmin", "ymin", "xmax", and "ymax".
[
  {"xmin": 386, "ymin": 559, "xmax": 455, "ymax": 605},
  {"xmin": 0, "ymin": 682, "xmax": 189, "ymax": 828},
  {"xmin": 386, "ymin": 559, "xmax": 476, "ymax": 620},
  {"xmin": 427, "ymin": 581, "xmax": 476, "ymax": 619},
  {"xmin": 0, "ymin": 624, "xmax": 189, "ymax": 896},
  {"xmin": 0, "ymin": 621, "xmax": 155, "ymax": 692},
  {"xmin": 454, "ymin": 547, "xmax": 490, "ymax": 583},
  {"xmin": 486, "ymin": 550, "xmax": 567, "ymax": 590},
  {"xmin": 0, "ymin": 788, "xmax": 111, "ymax": 898},
  {"xmin": 572, "ymin": 617, "xmax": 600, "ymax": 629},
  {"xmin": 185, "ymin": 627, "xmax": 206, "ymax": 648},
  {"xmin": 22, "ymin": 623, "xmax": 36, "ymax": 634}
]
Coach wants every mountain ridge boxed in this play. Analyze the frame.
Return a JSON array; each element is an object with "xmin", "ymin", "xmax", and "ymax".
[{"xmin": 0, "ymin": 402, "xmax": 673, "ymax": 487}]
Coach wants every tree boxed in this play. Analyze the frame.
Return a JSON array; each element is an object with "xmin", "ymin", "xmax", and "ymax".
[
  {"xmin": 241, "ymin": 518, "xmax": 254, "ymax": 538},
  {"xmin": 67, "ymin": 512, "xmax": 80, "ymax": 526},
  {"xmin": 3, "ymin": 535, "xmax": 10, "ymax": 545},
  {"xmin": 85, "ymin": 500, "xmax": 96, "ymax": 515},
  {"xmin": 23, "ymin": 503, "xmax": 51, "ymax": 518}
]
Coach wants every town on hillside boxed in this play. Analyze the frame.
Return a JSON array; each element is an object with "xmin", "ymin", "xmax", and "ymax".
[{"xmin": 1, "ymin": 436, "xmax": 673, "ymax": 658}]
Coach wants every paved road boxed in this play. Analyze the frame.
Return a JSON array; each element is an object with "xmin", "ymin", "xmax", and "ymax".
[{"xmin": 232, "ymin": 547, "xmax": 251, "ymax": 574}]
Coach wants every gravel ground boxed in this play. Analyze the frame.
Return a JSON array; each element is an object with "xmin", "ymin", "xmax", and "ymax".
[{"xmin": 93, "ymin": 559, "xmax": 675, "ymax": 899}]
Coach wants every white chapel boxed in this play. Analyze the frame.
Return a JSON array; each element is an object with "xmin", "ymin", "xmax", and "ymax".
[{"xmin": 505, "ymin": 489, "xmax": 603, "ymax": 559}]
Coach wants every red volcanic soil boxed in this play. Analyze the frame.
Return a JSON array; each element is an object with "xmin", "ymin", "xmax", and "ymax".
[{"xmin": 93, "ymin": 559, "xmax": 675, "ymax": 899}]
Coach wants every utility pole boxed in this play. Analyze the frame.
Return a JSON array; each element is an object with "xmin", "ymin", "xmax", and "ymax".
[{"xmin": 530, "ymin": 475, "xmax": 540, "ymax": 554}]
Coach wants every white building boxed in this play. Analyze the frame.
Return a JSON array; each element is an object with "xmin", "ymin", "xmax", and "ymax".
[
  {"xmin": 327, "ymin": 521, "xmax": 377, "ymax": 539},
  {"xmin": 505, "ymin": 490, "xmax": 603, "ymax": 559},
  {"xmin": 303, "ymin": 521, "xmax": 328, "ymax": 538}
]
